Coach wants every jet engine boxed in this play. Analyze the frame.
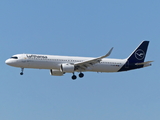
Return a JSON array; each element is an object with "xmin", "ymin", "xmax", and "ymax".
[
  {"xmin": 50, "ymin": 69, "xmax": 64, "ymax": 76},
  {"xmin": 60, "ymin": 63, "xmax": 75, "ymax": 73}
]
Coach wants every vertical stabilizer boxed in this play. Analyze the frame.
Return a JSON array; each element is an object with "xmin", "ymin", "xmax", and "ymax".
[
  {"xmin": 119, "ymin": 41, "xmax": 150, "ymax": 72},
  {"xmin": 127, "ymin": 41, "xmax": 149, "ymax": 63}
]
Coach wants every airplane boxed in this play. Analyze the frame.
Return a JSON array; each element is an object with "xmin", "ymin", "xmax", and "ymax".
[{"xmin": 5, "ymin": 41, "xmax": 153, "ymax": 80}]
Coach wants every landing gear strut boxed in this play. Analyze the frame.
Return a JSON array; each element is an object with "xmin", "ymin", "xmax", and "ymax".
[{"xmin": 20, "ymin": 68, "xmax": 24, "ymax": 75}]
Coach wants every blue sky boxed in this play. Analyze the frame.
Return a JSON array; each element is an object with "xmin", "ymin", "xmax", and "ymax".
[{"xmin": 1, "ymin": 0, "xmax": 160, "ymax": 120}]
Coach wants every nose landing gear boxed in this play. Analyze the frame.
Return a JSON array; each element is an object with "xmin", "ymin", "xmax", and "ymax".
[{"xmin": 20, "ymin": 68, "xmax": 24, "ymax": 75}]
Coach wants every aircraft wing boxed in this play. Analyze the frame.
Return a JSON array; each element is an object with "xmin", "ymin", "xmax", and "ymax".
[{"xmin": 74, "ymin": 47, "xmax": 113, "ymax": 71}]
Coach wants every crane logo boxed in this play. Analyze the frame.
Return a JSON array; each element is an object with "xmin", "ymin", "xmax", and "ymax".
[{"xmin": 135, "ymin": 49, "xmax": 145, "ymax": 60}]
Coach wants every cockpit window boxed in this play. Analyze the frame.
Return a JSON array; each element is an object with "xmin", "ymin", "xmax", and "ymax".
[{"xmin": 11, "ymin": 56, "xmax": 18, "ymax": 59}]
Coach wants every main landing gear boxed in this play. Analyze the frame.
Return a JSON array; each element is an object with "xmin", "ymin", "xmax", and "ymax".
[
  {"xmin": 20, "ymin": 68, "xmax": 24, "ymax": 75},
  {"xmin": 72, "ymin": 72, "xmax": 84, "ymax": 80}
]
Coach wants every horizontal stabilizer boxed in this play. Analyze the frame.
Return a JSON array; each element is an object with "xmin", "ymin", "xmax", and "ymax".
[{"xmin": 135, "ymin": 61, "xmax": 153, "ymax": 65}]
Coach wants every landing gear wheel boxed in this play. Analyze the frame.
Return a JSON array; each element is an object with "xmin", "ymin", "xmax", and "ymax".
[
  {"xmin": 20, "ymin": 72, "xmax": 23, "ymax": 75},
  {"xmin": 79, "ymin": 73, "xmax": 84, "ymax": 78},
  {"xmin": 72, "ymin": 75, "xmax": 77, "ymax": 80}
]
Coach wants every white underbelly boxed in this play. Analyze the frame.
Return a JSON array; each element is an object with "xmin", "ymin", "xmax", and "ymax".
[{"xmin": 86, "ymin": 64, "xmax": 123, "ymax": 72}]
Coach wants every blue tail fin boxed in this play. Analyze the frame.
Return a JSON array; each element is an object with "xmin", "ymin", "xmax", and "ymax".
[{"xmin": 127, "ymin": 41, "xmax": 149, "ymax": 63}]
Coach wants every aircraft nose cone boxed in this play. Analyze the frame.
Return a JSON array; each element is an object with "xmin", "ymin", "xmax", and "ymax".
[{"xmin": 5, "ymin": 59, "xmax": 12, "ymax": 65}]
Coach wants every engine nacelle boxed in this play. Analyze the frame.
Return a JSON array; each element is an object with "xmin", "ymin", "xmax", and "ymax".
[
  {"xmin": 50, "ymin": 69, "xmax": 64, "ymax": 76},
  {"xmin": 60, "ymin": 63, "xmax": 75, "ymax": 73}
]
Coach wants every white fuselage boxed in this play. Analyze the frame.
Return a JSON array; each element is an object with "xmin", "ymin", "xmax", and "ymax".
[{"xmin": 5, "ymin": 54, "xmax": 127, "ymax": 73}]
